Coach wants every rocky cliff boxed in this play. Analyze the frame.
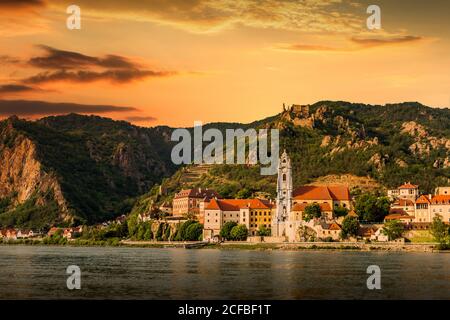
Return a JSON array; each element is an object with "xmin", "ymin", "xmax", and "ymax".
[{"xmin": 0, "ymin": 114, "xmax": 176, "ymax": 228}]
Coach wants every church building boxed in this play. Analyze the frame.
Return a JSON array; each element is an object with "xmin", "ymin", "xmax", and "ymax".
[{"xmin": 271, "ymin": 150, "xmax": 352, "ymax": 241}]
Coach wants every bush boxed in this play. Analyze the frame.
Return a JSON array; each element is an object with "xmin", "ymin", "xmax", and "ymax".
[
  {"xmin": 175, "ymin": 220, "xmax": 197, "ymax": 241},
  {"xmin": 341, "ymin": 216, "xmax": 359, "ymax": 239},
  {"xmin": 303, "ymin": 203, "xmax": 322, "ymax": 222},
  {"xmin": 230, "ymin": 224, "xmax": 248, "ymax": 241},
  {"xmin": 185, "ymin": 223, "xmax": 203, "ymax": 241},
  {"xmin": 257, "ymin": 225, "xmax": 271, "ymax": 237},
  {"xmin": 220, "ymin": 221, "xmax": 238, "ymax": 240},
  {"xmin": 382, "ymin": 220, "xmax": 405, "ymax": 241}
]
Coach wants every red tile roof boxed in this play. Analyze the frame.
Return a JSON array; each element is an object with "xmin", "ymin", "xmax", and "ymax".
[
  {"xmin": 293, "ymin": 185, "xmax": 351, "ymax": 201},
  {"xmin": 392, "ymin": 199, "xmax": 415, "ymax": 207},
  {"xmin": 384, "ymin": 213, "xmax": 414, "ymax": 221},
  {"xmin": 430, "ymin": 195, "xmax": 450, "ymax": 205},
  {"xmin": 320, "ymin": 222, "xmax": 342, "ymax": 230},
  {"xmin": 292, "ymin": 202, "xmax": 332, "ymax": 212},
  {"xmin": 416, "ymin": 195, "xmax": 431, "ymax": 204},
  {"xmin": 398, "ymin": 182, "xmax": 418, "ymax": 189},
  {"xmin": 205, "ymin": 198, "xmax": 274, "ymax": 211}
]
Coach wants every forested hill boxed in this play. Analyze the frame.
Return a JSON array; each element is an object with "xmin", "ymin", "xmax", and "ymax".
[
  {"xmin": 132, "ymin": 101, "xmax": 450, "ymax": 216},
  {"xmin": 1, "ymin": 101, "xmax": 449, "ymax": 228}
]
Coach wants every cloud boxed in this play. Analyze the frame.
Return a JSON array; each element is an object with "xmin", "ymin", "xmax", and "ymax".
[
  {"xmin": 23, "ymin": 69, "xmax": 174, "ymax": 84},
  {"xmin": 0, "ymin": 55, "xmax": 21, "ymax": 65},
  {"xmin": 0, "ymin": 0, "xmax": 45, "ymax": 9},
  {"xmin": 0, "ymin": 99, "xmax": 138, "ymax": 116},
  {"xmin": 0, "ymin": 46, "xmax": 177, "ymax": 88},
  {"xmin": 0, "ymin": 84, "xmax": 38, "ymax": 95},
  {"xmin": 50, "ymin": 0, "xmax": 363, "ymax": 34},
  {"xmin": 350, "ymin": 35, "xmax": 423, "ymax": 47},
  {"xmin": 124, "ymin": 115, "xmax": 157, "ymax": 123},
  {"xmin": 280, "ymin": 35, "xmax": 424, "ymax": 52},
  {"xmin": 125, "ymin": 116, "xmax": 157, "ymax": 122},
  {"xmin": 29, "ymin": 46, "xmax": 140, "ymax": 70}
]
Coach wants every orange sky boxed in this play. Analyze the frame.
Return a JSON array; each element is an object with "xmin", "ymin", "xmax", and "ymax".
[{"xmin": 0, "ymin": 0, "xmax": 449, "ymax": 127}]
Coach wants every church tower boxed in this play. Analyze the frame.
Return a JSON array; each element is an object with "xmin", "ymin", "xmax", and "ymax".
[{"xmin": 275, "ymin": 150, "xmax": 293, "ymax": 223}]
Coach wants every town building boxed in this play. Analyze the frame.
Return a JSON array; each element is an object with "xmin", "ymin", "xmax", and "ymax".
[
  {"xmin": 203, "ymin": 198, "xmax": 274, "ymax": 240},
  {"xmin": 414, "ymin": 194, "xmax": 450, "ymax": 223},
  {"xmin": 315, "ymin": 222, "xmax": 342, "ymax": 241},
  {"xmin": 172, "ymin": 188, "xmax": 220, "ymax": 218},
  {"xmin": 390, "ymin": 198, "xmax": 415, "ymax": 216},
  {"xmin": 387, "ymin": 182, "xmax": 419, "ymax": 201},
  {"xmin": 435, "ymin": 187, "xmax": 450, "ymax": 196}
]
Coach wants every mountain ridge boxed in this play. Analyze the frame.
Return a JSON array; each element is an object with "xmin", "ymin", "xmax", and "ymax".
[{"xmin": 1, "ymin": 100, "xmax": 449, "ymax": 228}]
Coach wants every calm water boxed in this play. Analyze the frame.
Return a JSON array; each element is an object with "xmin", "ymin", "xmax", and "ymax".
[{"xmin": 0, "ymin": 246, "xmax": 448, "ymax": 299}]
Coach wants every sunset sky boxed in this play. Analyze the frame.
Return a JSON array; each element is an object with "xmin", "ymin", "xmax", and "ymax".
[{"xmin": 0, "ymin": 0, "xmax": 449, "ymax": 127}]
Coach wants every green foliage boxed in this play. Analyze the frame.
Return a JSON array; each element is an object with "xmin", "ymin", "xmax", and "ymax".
[
  {"xmin": 430, "ymin": 215, "xmax": 449, "ymax": 246},
  {"xmin": 175, "ymin": 220, "xmax": 197, "ymax": 241},
  {"xmin": 220, "ymin": 221, "xmax": 238, "ymax": 240},
  {"xmin": 303, "ymin": 203, "xmax": 322, "ymax": 222},
  {"xmin": 0, "ymin": 192, "xmax": 59, "ymax": 229},
  {"xmin": 341, "ymin": 216, "xmax": 359, "ymax": 239},
  {"xmin": 355, "ymin": 193, "xmax": 391, "ymax": 222},
  {"xmin": 230, "ymin": 224, "xmax": 248, "ymax": 241},
  {"xmin": 333, "ymin": 206, "xmax": 349, "ymax": 217},
  {"xmin": 382, "ymin": 220, "xmax": 405, "ymax": 241},
  {"xmin": 257, "ymin": 225, "xmax": 271, "ymax": 237},
  {"xmin": 185, "ymin": 223, "xmax": 203, "ymax": 241}
]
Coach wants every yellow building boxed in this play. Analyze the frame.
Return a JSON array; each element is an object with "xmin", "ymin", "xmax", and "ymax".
[{"xmin": 203, "ymin": 198, "xmax": 275, "ymax": 240}]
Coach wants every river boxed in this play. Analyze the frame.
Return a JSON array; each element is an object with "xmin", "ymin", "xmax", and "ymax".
[{"xmin": 0, "ymin": 246, "xmax": 448, "ymax": 299}]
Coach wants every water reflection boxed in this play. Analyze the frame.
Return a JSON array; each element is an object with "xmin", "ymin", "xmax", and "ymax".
[{"xmin": 0, "ymin": 246, "xmax": 448, "ymax": 299}]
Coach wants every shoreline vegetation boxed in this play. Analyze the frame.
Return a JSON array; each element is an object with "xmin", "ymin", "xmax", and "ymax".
[{"xmin": 1, "ymin": 239, "xmax": 447, "ymax": 253}]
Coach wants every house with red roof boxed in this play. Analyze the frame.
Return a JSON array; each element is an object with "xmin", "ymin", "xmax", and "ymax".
[
  {"xmin": 388, "ymin": 182, "xmax": 419, "ymax": 201},
  {"xmin": 390, "ymin": 198, "xmax": 415, "ymax": 216},
  {"xmin": 292, "ymin": 185, "xmax": 352, "ymax": 216}
]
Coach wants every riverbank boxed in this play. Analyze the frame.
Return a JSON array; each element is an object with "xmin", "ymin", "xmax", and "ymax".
[{"xmin": 2, "ymin": 238, "xmax": 448, "ymax": 252}]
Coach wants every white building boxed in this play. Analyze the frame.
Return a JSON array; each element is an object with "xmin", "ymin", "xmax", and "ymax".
[{"xmin": 387, "ymin": 182, "xmax": 419, "ymax": 201}]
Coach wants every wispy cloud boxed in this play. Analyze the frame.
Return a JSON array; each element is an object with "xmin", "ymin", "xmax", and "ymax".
[
  {"xmin": 0, "ymin": 84, "xmax": 39, "ymax": 95},
  {"xmin": 350, "ymin": 35, "xmax": 423, "ymax": 47},
  {"xmin": 0, "ymin": 0, "xmax": 45, "ymax": 10},
  {"xmin": 0, "ymin": 99, "xmax": 137, "ymax": 116},
  {"xmin": 47, "ymin": 0, "xmax": 363, "ymax": 34},
  {"xmin": 124, "ymin": 115, "xmax": 157, "ymax": 123},
  {"xmin": 23, "ymin": 69, "xmax": 174, "ymax": 85},
  {"xmin": 279, "ymin": 35, "xmax": 424, "ymax": 52}
]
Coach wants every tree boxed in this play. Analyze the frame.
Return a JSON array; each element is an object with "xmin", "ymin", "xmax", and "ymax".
[
  {"xmin": 143, "ymin": 227, "xmax": 153, "ymax": 240},
  {"xmin": 175, "ymin": 219, "xmax": 197, "ymax": 241},
  {"xmin": 257, "ymin": 225, "xmax": 271, "ymax": 237},
  {"xmin": 303, "ymin": 203, "xmax": 322, "ymax": 222},
  {"xmin": 333, "ymin": 206, "xmax": 349, "ymax": 217},
  {"xmin": 220, "ymin": 221, "xmax": 238, "ymax": 240},
  {"xmin": 382, "ymin": 220, "xmax": 404, "ymax": 241},
  {"xmin": 230, "ymin": 224, "xmax": 248, "ymax": 241},
  {"xmin": 341, "ymin": 216, "xmax": 359, "ymax": 239},
  {"xmin": 430, "ymin": 215, "xmax": 449, "ymax": 248},
  {"xmin": 355, "ymin": 193, "xmax": 390, "ymax": 222},
  {"xmin": 185, "ymin": 223, "xmax": 203, "ymax": 241}
]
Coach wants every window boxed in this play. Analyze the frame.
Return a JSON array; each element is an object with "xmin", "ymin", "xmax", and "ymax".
[{"xmin": 282, "ymin": 174, "xmax": 286, "ymax": 181}]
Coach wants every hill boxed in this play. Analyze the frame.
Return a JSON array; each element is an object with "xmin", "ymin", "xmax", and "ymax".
[
  {"xmin": 1, "ymin": 101, "xmax": 450, "ymax": 227},
  {"xmin": 0, "ymin": 114, "xmax": 176, "ymax": 228}
]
